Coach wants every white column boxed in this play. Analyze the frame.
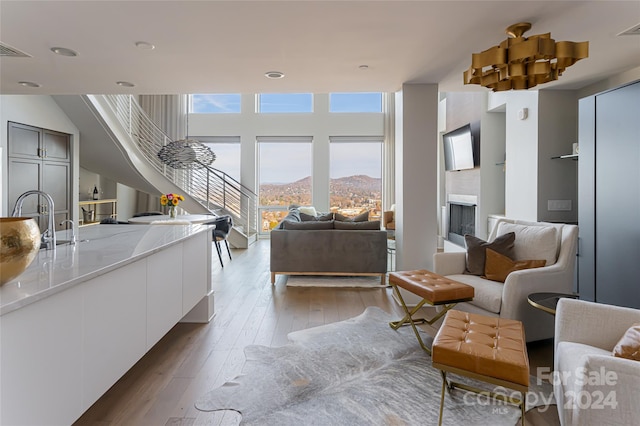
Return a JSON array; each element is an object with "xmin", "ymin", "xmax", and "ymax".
[
  {"xmin": 395, "ymin": 84, "xmax": 439, "ymax": 271},
  {"xmin": 383, "ymin": 92, "xmax": 395, "ymax": 210}
]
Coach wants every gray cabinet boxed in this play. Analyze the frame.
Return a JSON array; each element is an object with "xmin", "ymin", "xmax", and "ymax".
[
  {"xmin": 7, "ymin": 122, "xmax": 71, "ymax": 232},
  {"xmin": 578, "ymin": 81, "xmax": 640, "ymax": 309}
]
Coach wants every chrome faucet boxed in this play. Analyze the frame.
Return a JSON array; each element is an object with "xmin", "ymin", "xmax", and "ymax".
[
  {"xmin": 59, "ymin": 219, "xmax": 77, "ymax": 245},
  {"xmin": 12, "ymin": 190, "xmax": 57, "ymax": 250}
]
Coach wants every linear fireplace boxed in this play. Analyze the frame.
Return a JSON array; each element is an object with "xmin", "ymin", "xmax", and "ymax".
[{"xmin": 447, "ymin": 195, "xmax": 477, "ymax": 247}]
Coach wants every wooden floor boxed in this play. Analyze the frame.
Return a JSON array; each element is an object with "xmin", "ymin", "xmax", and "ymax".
[{"xmin": 74, "ymin": 239, "xmax": 559, "ymax": 426}]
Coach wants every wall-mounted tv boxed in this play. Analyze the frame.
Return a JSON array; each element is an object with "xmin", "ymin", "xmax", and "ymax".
[{"xmin": 442, "ymin": 123, "xmax": 479, "ymax": 171}]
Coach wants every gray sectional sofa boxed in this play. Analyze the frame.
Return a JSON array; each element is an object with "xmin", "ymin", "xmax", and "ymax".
[{"xmin": 270, "ymin": 208, "xmax": 388, "ymax": 284}]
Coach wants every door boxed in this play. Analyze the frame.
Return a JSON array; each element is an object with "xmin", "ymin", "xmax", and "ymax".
[
  {"xmin": 578, "ymin": 83, "xmax": 640, "ymax": 308},
  {"xmin": 7, "ymin": 122, "xmax": 71, "ymax": 232},
  {"xmin": 594, "ymin": 82, "xmax": 640, "ymax": 308}
]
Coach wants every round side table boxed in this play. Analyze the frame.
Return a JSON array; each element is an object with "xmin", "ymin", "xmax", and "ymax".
[{"xmin": 527, "ymin": 292, "xmax": 579, "ymax": 315}]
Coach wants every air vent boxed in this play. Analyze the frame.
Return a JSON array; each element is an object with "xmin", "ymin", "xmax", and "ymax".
[
  {"xmin": 0, "ymin": 42, "xmax": 31, "ymax": 57},
  {"xmin": 618, "ymin": 23, "xmax": 640, "ymax": 36}
]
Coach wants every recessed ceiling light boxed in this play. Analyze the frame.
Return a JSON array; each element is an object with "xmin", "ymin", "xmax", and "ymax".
[
  {"xmin": 265, "ymin": 71, "xmax": 285, "ymax": 79},
  {"xmin": 50, "ymin": 47, "xmax": 78, "ymax": 57},
  {"xmin": 18, "ymin": 81, "xmax": 41, "ymax": 88},
  {"xmin": 135, "ymin": 41, "xmax": 155, "ymax": 50},
  {"xmin": 359, "ymin": 65, "xmax": 369, "ymax": 70},
  {"xmin": 116, "ymin": 81, "xmax": 135, "ymax": 87}
]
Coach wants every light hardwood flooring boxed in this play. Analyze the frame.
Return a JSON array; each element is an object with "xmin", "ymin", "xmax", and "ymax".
[{"xmin": 74, "ymin": 239, "xmax": 559, "ymax": 426}]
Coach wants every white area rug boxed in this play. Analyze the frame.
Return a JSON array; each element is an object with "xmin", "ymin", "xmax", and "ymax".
[
  {"xmin": 195, "ymin": 307, "xmax": 554, "ymax": 425},
  {"xmin": 285, "ymin": 275, "xmax": 387, "ymax": 288}
]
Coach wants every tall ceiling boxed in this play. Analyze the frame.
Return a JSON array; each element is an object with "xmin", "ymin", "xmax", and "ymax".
[{"xmin": 1, "ymin": 1, "xmax": 639, "ymax": 95}]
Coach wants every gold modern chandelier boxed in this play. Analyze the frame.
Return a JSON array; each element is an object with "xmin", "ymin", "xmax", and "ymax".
[{"xmin": 463, "ymin": 22, "xmax": 589, "ymax": 91}]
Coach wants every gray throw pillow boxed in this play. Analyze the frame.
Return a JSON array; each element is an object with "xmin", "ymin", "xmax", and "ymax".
[
  {"xmin": 334, "ymin": 220, "xmax": 381, "ymax": 230},
  {"xmin": 282, "ymin": 220, "xmax": 334, "ymax": 230},
  {"xmin": 464, "ymin": 232, "xmax": 515, "ymax": 275}
]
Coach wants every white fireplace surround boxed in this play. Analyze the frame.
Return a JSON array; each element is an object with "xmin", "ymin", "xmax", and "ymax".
[{"xmin": 448, "ymin": 194, "xmax": 478, "ymax": 205}]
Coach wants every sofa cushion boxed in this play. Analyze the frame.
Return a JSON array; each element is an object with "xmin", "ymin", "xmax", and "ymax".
[
  {"xmin": 613, "ymin": 323, "xmax": 640, "ymax": 361},
  {"xmin": 335, "ymin": 210, "xmax": 369, "ymax": 222},
  {"xmin": 496, "ymin": 222, "xmax": 558, "ymax": 266},
  {"xmin": 282, "ymin": 220, "xmax": 334, "ymax": 230},
  {"xmin": 334, "ymin": 220, "xmax": 381, "ymax": 230},
  {"xmin": 464, "ymin": 232, "xmax": 515, "ymax": 276},
  {"xmin": 445, "ymin": 274, "xmax": 503, "ymax": 314},
  {"xmin": 300, "ymin": 212, "xmax": 333, "ymax": 221},
  {"xmin": 484, "ymin": 248, "xmax": 546, "ymax": 283}
]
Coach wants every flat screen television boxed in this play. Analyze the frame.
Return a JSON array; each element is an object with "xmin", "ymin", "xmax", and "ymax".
[{"xmin": 442, "ymin": 123, "xmax": 477, "ymax": 171}]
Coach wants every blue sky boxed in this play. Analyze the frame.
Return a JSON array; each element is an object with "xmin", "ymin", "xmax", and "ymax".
[{"xmin": 191, "ymin": 93, "xmax": 382, "ymax": 113}]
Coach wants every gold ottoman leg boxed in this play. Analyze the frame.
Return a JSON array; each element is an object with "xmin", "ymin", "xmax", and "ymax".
[{"xmin": 388, "ymin": 283, "xmax": 432, "ymax": 354}]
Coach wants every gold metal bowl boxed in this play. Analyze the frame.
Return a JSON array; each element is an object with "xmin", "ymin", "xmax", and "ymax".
[{"xmin": 0, "ymin": 217, "xmax": 41, "ymax": 285}]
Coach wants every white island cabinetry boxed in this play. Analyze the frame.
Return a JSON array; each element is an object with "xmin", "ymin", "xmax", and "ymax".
[{"xmin": 0, "ymin": 225, "xmax": 213, "ymax": 425}]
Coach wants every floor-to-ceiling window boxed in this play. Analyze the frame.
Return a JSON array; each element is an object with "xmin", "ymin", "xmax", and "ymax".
[
  {"xmin": 329, "ymin": 137, "xmax": 383, "ymax": 220},
  {"xmin": 258, "ymin": 137, "xmax": 313, "ymax": 232},
  {"xmin": 188, "ymin": 92, "xmax": 385, "ymax": 238},
  {"xmin": 328, "ymin": 93, "xmax": 383, "ymax": 220},
  {"xmin": 198, "ymin": 136, "xmax": 241, "ymax": 182}
]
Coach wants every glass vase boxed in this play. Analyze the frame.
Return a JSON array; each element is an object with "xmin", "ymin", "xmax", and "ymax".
[{"xmin": 169, "ymin": 206, "xmax": 177, "ymax": 219}]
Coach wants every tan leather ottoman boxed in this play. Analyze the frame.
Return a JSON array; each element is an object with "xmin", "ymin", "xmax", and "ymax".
[
  {"xmin": 388, "ymin": 270, "xmax": 474, "ymax": 353},
  {"xmin": 432, "ymin": 310, "xmax": 529, "ymax": 426}
]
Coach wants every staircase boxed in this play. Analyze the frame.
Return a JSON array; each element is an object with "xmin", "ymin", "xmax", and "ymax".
[{"xmin": 53, "ymin": 94, "xmax": 258, "ymax": 248}]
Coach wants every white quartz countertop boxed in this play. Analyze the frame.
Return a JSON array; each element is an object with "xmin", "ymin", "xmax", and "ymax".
[{"xmin": 0, "ymin": 224, "xmax": 213, "ymax": 316}]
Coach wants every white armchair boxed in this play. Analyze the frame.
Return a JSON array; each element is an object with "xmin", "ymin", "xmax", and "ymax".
[
  {"xmin": 433, "ymin": 218, "xmax": 578, "ymax": 342},
  {"xmin": 554, "ymin": 298, "xmax": 640, "ymax": 425}
]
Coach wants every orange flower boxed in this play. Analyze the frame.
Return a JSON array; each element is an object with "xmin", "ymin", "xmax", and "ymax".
[{"xmin": 160, "ymin": 193, "xmax": 183, "ymax": 207}]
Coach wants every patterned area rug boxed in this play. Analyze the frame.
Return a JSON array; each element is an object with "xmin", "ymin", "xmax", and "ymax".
[
  {"xmin": 195, "ymin": 307, "xmax": 554, "ymax": 425},
  {"xmin": 285, "ymin": 275, "xmax": 387, "ymax": 288}
]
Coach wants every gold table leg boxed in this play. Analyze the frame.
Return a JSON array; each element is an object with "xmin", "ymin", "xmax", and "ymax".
[{"xmin": 388, "ymin": 283, "xmax": 459, "ymax": 354}]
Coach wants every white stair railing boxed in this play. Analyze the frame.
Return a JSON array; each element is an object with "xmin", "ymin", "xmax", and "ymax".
[{"xmin": 100, "ymin": 94, "xmax": 258, "ymax": 238}]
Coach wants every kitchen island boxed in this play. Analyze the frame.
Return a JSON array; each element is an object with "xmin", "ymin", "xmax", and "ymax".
[{"xmin": 0, "ymin": 224, "xmax": 214, "ymax": 425}]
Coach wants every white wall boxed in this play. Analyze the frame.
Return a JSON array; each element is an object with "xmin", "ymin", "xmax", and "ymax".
[
  {"xmin": 504, "ymin": 91, "xmax": 539, "ymax": 221},
  {"xmin": 187, "ymin": 94, "xmax": 384, "ymax": 213},
  {"xmin": 478, "ymin": 105, "xmax": 506, "ymax": 239},
  {"xmin": 116, "ymin": 184, "xmax": 138, "ymax": 221},
  {"xmin": 488, "ymin": 90, "xmax": 579, "ymax": 223},
  {"xmin": 0, "ymin": 95, "xmax": 80, "ymax": 220},
  {"xmin": 537, "ymin": 91, "xmax": 579, "ymax": 223}
]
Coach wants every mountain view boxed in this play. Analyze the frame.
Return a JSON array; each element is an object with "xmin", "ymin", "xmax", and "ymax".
[{"xmin": 260, "ymin": 175, "xmax": 382, "ymax": 231}]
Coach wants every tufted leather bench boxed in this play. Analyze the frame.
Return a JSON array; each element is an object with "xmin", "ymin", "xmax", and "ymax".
[
  {"xmin": 432, "ymin": 310, "xmax": 529, "ymax": 426},
  {"xmin": 388, "ymin": 270, "xmax": 474, "ymax": 353}
]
